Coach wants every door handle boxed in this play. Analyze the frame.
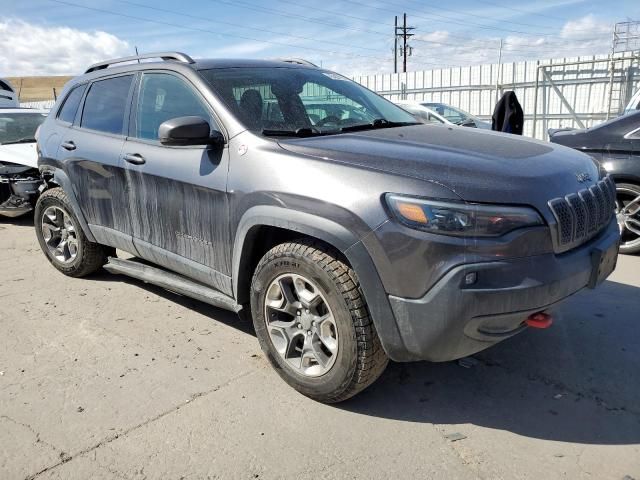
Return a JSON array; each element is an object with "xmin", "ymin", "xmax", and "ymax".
[
  {"xmin": 61, "ymin": 141, "xmax": 76, "ymax": 151},
  {"xmin": 123, "ymin": 153, "xmax": 146, "ymax": 165}
]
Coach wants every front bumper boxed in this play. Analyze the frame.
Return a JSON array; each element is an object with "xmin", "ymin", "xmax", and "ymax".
[{"xmin": 384, "ymin": 220, "xmax": 620, "ymax": 362}]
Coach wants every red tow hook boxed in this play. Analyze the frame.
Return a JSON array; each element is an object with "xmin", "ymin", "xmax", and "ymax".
[{"xmin": 525, "ymin": 312, "xmax": 553, "ymax": 329}]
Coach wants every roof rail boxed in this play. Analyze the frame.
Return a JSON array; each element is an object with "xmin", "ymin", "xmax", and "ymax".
[
  {"xmin": 276, "ymin": 58, "xmax": 318, "ymax": 68},
  {"xmin": 85, "ymin": 52, "xmax": 195, "ymax": 74}
]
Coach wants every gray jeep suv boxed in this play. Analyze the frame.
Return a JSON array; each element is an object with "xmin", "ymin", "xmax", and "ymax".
[{"xmin": 35, "ymin": 52, "xmax": 620, "ymax": 403}]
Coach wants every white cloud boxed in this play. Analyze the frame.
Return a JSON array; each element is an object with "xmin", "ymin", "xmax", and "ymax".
[
  {"xmin": 560, "ymin": 14, "xmax": 611, "ymax": 38},
  {"xmin": 0, "ymin": 19, "xmax": 131, "ymax": 76}
]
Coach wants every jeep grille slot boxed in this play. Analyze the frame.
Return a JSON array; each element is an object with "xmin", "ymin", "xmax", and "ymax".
[{"xmin": 548, "ymin": 176, "xmax": 616, "ymax": 253}]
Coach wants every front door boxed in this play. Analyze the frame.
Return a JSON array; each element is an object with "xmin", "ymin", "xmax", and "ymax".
[{"xmin": 122, "ymin": 71, "xmax": 232, "ymax": 294}]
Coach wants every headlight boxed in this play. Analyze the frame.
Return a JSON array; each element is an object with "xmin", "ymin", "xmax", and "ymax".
[{"xmin": 385, "ymin": 194, "xmax": 544, "ymax": 237}]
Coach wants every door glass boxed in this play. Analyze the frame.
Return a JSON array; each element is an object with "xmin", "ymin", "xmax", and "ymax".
[
  {"xmin": 81, "ymin": 75, "xmax": 133, "ymax": 135},
  {"xmin": 136, "ymin": 73, "xmax": 211, "ymax": 140}
]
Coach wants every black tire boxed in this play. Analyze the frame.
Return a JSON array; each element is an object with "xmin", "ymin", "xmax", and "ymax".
[
  {"xmin": 615, "ymin": 183, "xmax": 640, "ymax": 255},
  {"xmin": 34, "ymin": 187, "xmax": 114, "ymax": 277},
  {"xmin": 250, "ymin": 239, "xmax": 388, "ymax": 403}
]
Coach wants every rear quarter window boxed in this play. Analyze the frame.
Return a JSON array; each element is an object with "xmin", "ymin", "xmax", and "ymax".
[{"xmin": 57, "ymin": 85, "xmax": 86, "ymax": 124}]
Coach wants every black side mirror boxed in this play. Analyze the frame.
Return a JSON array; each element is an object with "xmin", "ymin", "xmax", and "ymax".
[{"xmin": 158, "ymin": 116, "xmax": 224, "ymax": 146}]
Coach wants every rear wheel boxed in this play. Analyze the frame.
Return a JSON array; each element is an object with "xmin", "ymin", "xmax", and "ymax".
[
  {"xmin": 615, "ymin": 183, "xmax": 640, "ymax": 254},
  {"xmin": 34, "ymin": 187, "xmax": 114, "ymax": 276},
  {"xmin": 250, "ymin": 239, "xmax": 388, "ymax": 403}
]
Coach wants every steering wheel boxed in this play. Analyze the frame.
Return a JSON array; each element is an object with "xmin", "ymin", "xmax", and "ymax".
[{"xmin": 315, "ymin": 115, "xmax": 342, "ymax": 127}]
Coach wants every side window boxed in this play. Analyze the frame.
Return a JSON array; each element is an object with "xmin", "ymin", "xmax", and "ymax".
[
  {"xmin": 136, "ymin": 73, "xmax": 211, "ymax": 140},
  {"xmin": 57, "ymin": 85, "xmax": 86, "ymax": 124},
  {"xmin": 81, "ymin": 75, "xmax": 134, "ymax": 135}
]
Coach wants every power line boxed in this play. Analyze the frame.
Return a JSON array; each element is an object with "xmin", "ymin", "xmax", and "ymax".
[
  {"xmin": 338, "ymin": 0, "xmax": 606, "ymax": 40},
  {"xmin": 472, "ymin": 0, "xmax": 571, "ymax": 22},
  {"xmin": 210, "ymin": 0, "xmax": 606, "ymax": 49},
  {"xmin": 47, "ymin": 0, "xmax": 391, "ymax": 63},
  {"xmin": 115, "ymin": 0, "xmax": 380, "ymax": 53},
  {"xmin": 337, "ymin": 0, "xmax": 561, "ymax": 37},
  {"xmin": 204, "ymin": 0, "xmax": 508, "ymax": 54},
  {"xmin": 48, "ymin": 0, "xmax": 461, "ymax": 70},
  {"xmin": 378, "ymin": 0, "xmax": 560, "ymax": 30}
]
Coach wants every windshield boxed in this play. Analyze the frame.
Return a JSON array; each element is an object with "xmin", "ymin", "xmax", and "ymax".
[
  {"xmin": 199, "ymin": 67, "xmax": 418, "ymax": 136},
  {"xmin": 0, "ymin": 112, "xmax": 47, "ymax": 144}
]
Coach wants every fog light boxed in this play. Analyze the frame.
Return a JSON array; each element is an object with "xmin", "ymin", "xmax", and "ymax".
[{"xmin": 464, "ymin": 272, "xmax": 477, "ymax": 285}]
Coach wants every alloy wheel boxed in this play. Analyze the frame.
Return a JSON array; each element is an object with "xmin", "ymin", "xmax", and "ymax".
[
  {"xmin": 41, "ymin": 206, "xmax": 79, "ymax": 264},
  {"xmin": 263, "ymin": 273, "xmax": 339, "ymax": 377}
]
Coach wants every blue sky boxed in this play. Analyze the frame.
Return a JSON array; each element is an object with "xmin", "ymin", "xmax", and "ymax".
[{"xmin": 2, "ymin": 0, "xmax": 640, "ymax": 76}]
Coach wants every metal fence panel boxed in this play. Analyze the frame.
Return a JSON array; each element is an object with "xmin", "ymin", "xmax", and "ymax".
[{"xmin": 354, "ymin": 53, "xmax": 640, "ymax": 140}]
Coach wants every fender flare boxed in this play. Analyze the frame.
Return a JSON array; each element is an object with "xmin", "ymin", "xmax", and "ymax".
[
  {"xmin": 232, "ymin": 205, "xmax": 411, "ymax": 361},
  {"xmin": 43, "ymin": 167, "xmax": 97, "ymax": 243}
]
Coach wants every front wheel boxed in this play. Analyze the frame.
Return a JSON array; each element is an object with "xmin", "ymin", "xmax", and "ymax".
[
  {"xmin": 34, "ymin": 187, "xmax": 114, "ymax": 277},
  {"xmin": 615, "ymin": 183, "xmax": 640, "ymax": 254},
  {"xmin": 250, "ymin": 239, "xmax": 388, "ymax": 403}
]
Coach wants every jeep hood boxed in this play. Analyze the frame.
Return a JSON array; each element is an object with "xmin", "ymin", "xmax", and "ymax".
[
  {"xmin": 0, "ymin": 143, "xmax": 38, "ymax": 170},
  {"xmin": 277, "ymin": 124, "xmax": 601, "ymax": 207}
]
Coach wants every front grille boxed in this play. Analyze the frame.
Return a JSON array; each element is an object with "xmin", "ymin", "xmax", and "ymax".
[{"xmin": 548, "ymin": 176, "xmax": 616, "ymax": 252}]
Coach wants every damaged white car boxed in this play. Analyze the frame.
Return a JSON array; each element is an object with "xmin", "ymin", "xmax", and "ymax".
[{"xmin": 0, "ymin": 108, "xmax": 48, "ymax": 217}]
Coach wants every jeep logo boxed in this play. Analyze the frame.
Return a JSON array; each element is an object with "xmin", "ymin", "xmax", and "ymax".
[{"xmin": 576, "ymin": 172, "xmax": 592, "ymax": 183}]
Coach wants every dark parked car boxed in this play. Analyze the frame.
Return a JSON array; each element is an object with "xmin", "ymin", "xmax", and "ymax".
[
  {"xmin": 35, "ymin": 52, "xmax": 619, "ymax": 402},
  {"xmin": 550, "ymin": 111, "xmax": 640, "ymax": 254}
]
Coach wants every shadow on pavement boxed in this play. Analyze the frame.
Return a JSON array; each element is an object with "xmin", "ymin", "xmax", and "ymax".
[
  {"xmin": 86, "ymin": 269, "xmax": 256, "ymax": 336},
  {"xmin": 339, "ymin": 279, "xmax": 640, "ymax": 445},
  {"xmin": 0, "ymin": 212, "xmax": 34, "ymax": 227}
]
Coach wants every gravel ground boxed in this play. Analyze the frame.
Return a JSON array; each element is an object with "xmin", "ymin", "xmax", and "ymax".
[{"xmin": 1, "ymin": 214, "xmax": 639, "ymax": 480}]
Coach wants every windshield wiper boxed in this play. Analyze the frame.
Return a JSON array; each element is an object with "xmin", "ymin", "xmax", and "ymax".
[
  {"xmin": 261, "ymin": 127, "xmax": 323, "ymax": 138},
  {"xmin": 1, "ymin": 137, "xmax": 37, "ymax": 145},
  {"xmin": 340, "ymin": 119, "xmax": 420, "ymax": 133}
]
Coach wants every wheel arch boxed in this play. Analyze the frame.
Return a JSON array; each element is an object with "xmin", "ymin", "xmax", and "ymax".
[
  {"xmin": 39, "ymin": 166, "xmax": 96, "ymax": 243},
  {"xmin": 610, "ymin": 173, "xmax": 640, "ymax": 187},
  {"xmin": 232, "ymin": 206, "xmax": 411, "ymax": 361}
]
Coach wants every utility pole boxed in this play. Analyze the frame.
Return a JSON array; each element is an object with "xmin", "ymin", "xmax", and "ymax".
[
  {"xmin": 395, "ymin": 13, "xmax": 414, "ymax": 73},
  {"xmin": 393, "ymin": 16, "xmax": 398, "ymax": 74}
]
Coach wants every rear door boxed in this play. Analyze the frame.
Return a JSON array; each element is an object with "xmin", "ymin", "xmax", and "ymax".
[
  {"xmin": 57, "ymin": 74, "xmax": 136, "ymax": 251},
  {"xmin": 122, "ymin": 71, "xmax": 232, "ymax": 294}
]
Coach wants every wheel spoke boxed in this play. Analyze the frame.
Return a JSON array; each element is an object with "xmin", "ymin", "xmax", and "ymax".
[
  {"xmin": 625, "ymin": 218, "xmax": 640, "ymax": 236},
  {"xmin": 54, "ymin": 240, "xmax": 68, "ymax": 260},
  {"xmin": 621, "ymin": 195, "xmax": 640, "ymax": 215},
  {"xmin": 268, "ymin": 321, "xmax": 302, "ymax": 358},
  {"xmin": 41, "ymin": 223, "xmax": 60, "ymax": 242},
  {"xmin": 293, "ymin": 277, "xmax": 322, "ymax": 310},
  {"xmin": 275, "ymin": 278, "xmax": 300, "ymax": 316},
  {"xmin": 309, "ymin": 334, "xmax": 331, "ymax": 369},
  {"xmin": 316, "ymin": 314, "xmax": 338, "ymax": 354}
]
